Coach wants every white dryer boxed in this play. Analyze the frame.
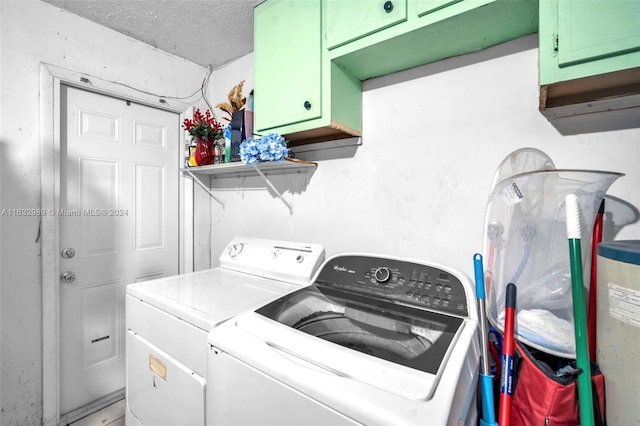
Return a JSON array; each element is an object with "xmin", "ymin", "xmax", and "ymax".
[
  {"xmin": 125, "ymin": 237, "xmax": 325, "ymax": 426},
  {"xmin": 207, "ymin": 254, "xmax": 480, "ymax": 426}
]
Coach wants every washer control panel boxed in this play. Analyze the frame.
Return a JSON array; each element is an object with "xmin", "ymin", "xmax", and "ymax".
[
  {"xmin": 219, "ymin": 237, "xmax": 326, "ymax": 285},
  {"xmin": 315, "ymin": 255, "xmax": 469, "ymax": 317}
]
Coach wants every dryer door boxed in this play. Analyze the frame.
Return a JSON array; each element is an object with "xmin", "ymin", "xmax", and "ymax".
[{"xmin": 126, "ymin": 331, "xmax": 205, "ymax": 426}]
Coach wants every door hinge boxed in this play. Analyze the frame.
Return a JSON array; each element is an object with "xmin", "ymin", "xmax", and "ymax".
[{"xmin": 552, "ymin": 33, "xmax": 559, "ymax": 55}]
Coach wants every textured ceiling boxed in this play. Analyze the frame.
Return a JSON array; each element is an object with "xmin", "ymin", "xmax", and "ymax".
[{"xmin": 41, "ymin": 0, "xmax": 264, "ymax": 69}]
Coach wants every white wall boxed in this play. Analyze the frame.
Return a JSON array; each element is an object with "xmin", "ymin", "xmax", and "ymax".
[
  {"xmin": 207, "ymin": 35, "xmax": 639, "ymax": 274},
  {"xmin": 1, "ymin": 3, "xmax": 638, "ymax": 423},
  {"xmin": 0, "ymin": 2, "xmax": 209, "ymax": 424}
]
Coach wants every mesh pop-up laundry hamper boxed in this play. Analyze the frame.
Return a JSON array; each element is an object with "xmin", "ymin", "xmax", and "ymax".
[{"xmin": 482, "ymin": 151, "xmax": 622, "ymax": 358}]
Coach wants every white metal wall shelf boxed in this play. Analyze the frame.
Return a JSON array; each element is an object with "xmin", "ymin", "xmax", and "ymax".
[{"xmin": 180, "ymin": 159, "xmax": 318, "ymax": 215}]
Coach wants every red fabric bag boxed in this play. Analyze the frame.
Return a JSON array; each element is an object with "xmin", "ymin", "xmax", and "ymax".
[{"xmin": 510, "ymin": 341, "xmax": 606, "ymax": 426}]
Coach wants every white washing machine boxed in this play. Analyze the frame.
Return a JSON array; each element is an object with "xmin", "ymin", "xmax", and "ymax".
[
  {"xmin": 206, "ymin": 254, "xmax": 480, "ymax": 426},
  {"xmin": 125, "ymin": 237, "xmax": 325, "ymax": 426}
]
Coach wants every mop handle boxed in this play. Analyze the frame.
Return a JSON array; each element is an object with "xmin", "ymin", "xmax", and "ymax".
[
  {"xmin": 474, "ymin": 254, "xmax": 498, "ymax": 426},
  {"xmin": 588, "ymin": 200, "xmax": 605, "ymax": 361},
  {"xmin": 566, "ymin": 194, "xmax": 595, "ymax": 426},
  {"xmin": 499, "ymin": 283, "xmax": 516, "ymax": 426},
  {"xmin": 474, "ymin": 254, "xmax": 490, "ymax": 375}
]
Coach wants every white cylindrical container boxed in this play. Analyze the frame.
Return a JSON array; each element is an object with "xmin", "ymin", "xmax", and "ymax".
[{"xmin": 596, "ymin": 240, "xmax": 640, "ymax": 426}]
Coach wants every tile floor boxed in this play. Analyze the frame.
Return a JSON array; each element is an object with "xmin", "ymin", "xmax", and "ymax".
[{"xmin": 68, "ymin": 399, "xmax": 125, "ymax": 426}]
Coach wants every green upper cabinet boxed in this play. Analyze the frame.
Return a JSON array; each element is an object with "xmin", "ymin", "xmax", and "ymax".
[
  {"xmin": 329, "ymin": 0, "xmax": 539, "ymax": 81},
  {"xmin": 539, "ymin": 0, "xmax": 640, "ymax": 117},
  {"xmin": 254, "ymin": 0, "xmax": 538, "ymax": 145},
  {"xmin": 254, "ymin": 0, "xmax": 322, "ymax": 130},
  {"xmin": 325, "ymin": 0, "xmax": 408, "ymax": 49},
  {"xmin": 254, "ymin": 0, "xmax": 362, "ymax": 146}
]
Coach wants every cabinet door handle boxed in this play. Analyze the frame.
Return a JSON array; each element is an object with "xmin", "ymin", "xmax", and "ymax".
[
  {"xmin": 383, "ymin": 1, "xmax": 393, "ymax": 13},
  {"xmin": 304, "ymin": 101, "xmax": 312, "ymax": 110}
]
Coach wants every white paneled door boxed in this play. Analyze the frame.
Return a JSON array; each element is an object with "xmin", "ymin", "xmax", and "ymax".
[{"xmin": 59, "ymin": 85, "xmax": 179, "ymax": 417}]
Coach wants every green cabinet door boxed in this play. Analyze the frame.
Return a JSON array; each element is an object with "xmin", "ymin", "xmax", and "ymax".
[
  {"xmin": 557, "ymin": 0, "xmax": 640, "ymax": 67},
  {"xmin": 540, "ymin": 0, "xmax": 640, "ymax": 84},
  {"xmin": 325, "ymin": 0, "xmax": 407, "ymax": 49},
  {"xmin": 539, "ymin": 0, "xmax": 640, "ymax": 116},
  {"xmin": 254, "ymin": 0, "xmax": 322, "ymax": 132}
]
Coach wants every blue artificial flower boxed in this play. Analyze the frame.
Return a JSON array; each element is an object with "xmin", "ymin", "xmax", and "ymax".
[{"xmin": 239, "ymin": 132, "xmax": 288, "ymax": 164}]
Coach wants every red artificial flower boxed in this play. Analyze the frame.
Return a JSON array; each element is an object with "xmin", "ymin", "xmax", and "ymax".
[{"xmin": 182, "ymin": 108, "xmax": 223, "ymax": 139}]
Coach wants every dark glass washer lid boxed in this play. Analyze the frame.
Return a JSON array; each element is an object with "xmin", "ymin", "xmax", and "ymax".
[{"xmin": 256, "ymin": 283, "xmax": 464, "ymax": 375}]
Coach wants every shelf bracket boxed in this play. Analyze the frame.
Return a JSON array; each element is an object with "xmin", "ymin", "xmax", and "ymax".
[
  {"xmin": 251, "ymin": 164, "xmax": 294, "ymax": 215},
  {"xmin": 183, "ymin": 170, "xmax": 225, "ymax": 209}
]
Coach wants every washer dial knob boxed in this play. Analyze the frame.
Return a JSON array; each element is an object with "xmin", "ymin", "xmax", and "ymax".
[
  {"xmin": 227, "ymin": 243, "xmax": 244, "ymax": 258},
  {"xmin": 374, "ymin": 267, "xmax": 391, "ymax": 283}
]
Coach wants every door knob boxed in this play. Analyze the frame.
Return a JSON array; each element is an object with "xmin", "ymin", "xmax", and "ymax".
[
  {"xmin": 304, "ymin": 101, "xmax": 311, "ymax": 110},
  {"xmin": 383, "ymin": 1, "xmax": 393, "ymax": 12},
  {"xmin": 60, "ymin": 271, "xmax": 76, "ymax": 283},
  {"xmin": 61, "ymin": 247, "xmax": 76, "ymax": 259}
]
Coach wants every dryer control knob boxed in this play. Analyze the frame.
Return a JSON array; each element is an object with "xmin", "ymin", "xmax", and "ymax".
[{"xmin": 374, "ymin": 267, "xmax": 391, "ymax": 283}]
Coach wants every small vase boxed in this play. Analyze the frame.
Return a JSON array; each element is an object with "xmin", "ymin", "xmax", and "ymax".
[{"xmin": 194, "ymin": 136, "xmax": 214, "ymax": 166}]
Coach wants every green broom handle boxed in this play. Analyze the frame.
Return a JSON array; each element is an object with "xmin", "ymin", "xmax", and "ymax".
[{"xmin": 566, "ymin": 194, "xmax": 595, "ymax": 426}]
